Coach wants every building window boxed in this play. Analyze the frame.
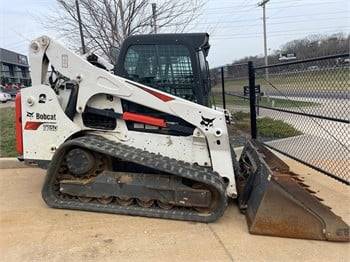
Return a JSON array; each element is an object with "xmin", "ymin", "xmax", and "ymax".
[
  {"xmin": 18, "ymin": 55, "xmax": 27, "ymax": 65},
  {"xmin": 21, "ymin": 67, "xmax": 27, "ymax": 78},
  {"xmin": 2, "ymin": 64, "xmax": 11, "ymax": 77}
]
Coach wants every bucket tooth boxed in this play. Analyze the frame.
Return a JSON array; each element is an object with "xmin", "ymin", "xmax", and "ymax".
[
  {"xmin": 313, "ymin": 195, "xmax": 324, "ymax": 202},
  {"xmin": 289, "ymin": 172, "xmax": 300, "ymax": 177},
  {"xmin": 297, "ymin": 181, "xmax": 309, "ymax": 187},
  {"xmin": 305, "ymin": 188, "xmax": 317, "ymax": 194},
  {"xmin": 237, "ymin": 140, "xmax": 349, "ymax": 242}
]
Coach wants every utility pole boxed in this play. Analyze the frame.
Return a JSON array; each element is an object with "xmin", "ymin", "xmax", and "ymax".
[
  {"xmin": 151, "ymin": 3, "xmax": 157, "ymax": 34},
  {"xmin": 258, "ymin": 0, "xmax": 269, "ymax": 79},
  {"xmin": 75, "ymin": 0, "xmax": 86, "ymax": 54}
]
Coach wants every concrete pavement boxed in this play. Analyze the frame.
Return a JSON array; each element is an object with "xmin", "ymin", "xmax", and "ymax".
[
  {"xmin": 0, "ymin": 155, "xmax": 349, "ymax": 262},
  {"xmin": 0, "ymin": 158, "xmax": 30, "ymax": 169}
]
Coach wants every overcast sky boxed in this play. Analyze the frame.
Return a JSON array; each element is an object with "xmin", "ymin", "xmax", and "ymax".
[{"xmin": 0, "ymin": 0, "xmax": 349, "ymax": 67}]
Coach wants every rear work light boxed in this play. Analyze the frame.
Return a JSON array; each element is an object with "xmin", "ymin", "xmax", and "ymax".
[{"xmin": 15, "ymin": 93, "xmax": 23, "ymax": 155}]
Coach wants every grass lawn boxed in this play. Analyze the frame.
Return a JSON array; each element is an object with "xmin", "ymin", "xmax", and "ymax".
[
  {"xmin": 212, "ymin": 67, "xmax": 349, "ymax": 93},
  {"xmin": 0, "ymin": 107, "xmax": 17, "ymax": 157},
  {"xmin": 213, "ymin": 93, "xmax": 317, "ymax": 108},
  {"xmin": 232, "ymin": 111, "xmax": 302, "ymax": 139}
]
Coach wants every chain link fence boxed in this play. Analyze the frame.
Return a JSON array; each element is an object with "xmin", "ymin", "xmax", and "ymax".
[
  {"xmin": 211, "ymin": 54, "xmax": 350, "ymax": 184},
  {"xmin": 210, "ymin": 63, "xmax": 251, "ymax": 147}
]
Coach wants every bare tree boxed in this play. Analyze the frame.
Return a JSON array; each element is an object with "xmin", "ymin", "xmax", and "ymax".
[{"xmin": 43, "ymin": 0, "xmax": 206, "ymax": 63}]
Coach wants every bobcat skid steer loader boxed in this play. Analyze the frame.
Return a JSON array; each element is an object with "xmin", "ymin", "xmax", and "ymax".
[{"xmin": 15, "ymin": 36, "xmax": 349, "ymax": 241}]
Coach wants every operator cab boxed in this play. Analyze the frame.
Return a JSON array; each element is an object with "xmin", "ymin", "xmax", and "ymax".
[{"xmin": 115, "ymin": 33, "xmax": 211, "ymax": 106}]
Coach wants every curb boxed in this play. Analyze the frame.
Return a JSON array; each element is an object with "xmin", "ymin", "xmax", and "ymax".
[{"xmin": 0, "ymin": 158, "xmax": 31, "ymax": 169}]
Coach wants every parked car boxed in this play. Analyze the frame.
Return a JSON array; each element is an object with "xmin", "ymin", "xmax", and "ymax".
[
  {"xmin": 4, "ymin": 88, "xmax": 18, "ymax": 99},
  {"xmin": 0, "ymin": 85, "xmax": 20, "ymax": 100},
  {"xmin": 0, "ymin": 92, "xmax": 12, "ymax": 103}
]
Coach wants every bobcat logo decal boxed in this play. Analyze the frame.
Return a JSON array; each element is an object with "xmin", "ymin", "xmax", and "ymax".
[
  {"xmin": 200, "ymin": 116, "xmax": 215, "ymax": 127},
  {"xmin": 26, "ymin": 111, "xmax": 34, "ymax": 118}
]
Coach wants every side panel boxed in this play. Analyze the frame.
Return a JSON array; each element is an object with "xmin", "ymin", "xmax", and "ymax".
[
  {"xmin": 101, "ymin": 130, "xmax": 211, "ymax": 166},
  {"xmin": 21, "ymin": 85, "xmax": 80, "ymax": 160}
]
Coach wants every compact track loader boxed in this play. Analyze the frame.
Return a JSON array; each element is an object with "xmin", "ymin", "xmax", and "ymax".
[{"xmin": 16, "ymin": 35, "xmax": 349, "ymax": 241}]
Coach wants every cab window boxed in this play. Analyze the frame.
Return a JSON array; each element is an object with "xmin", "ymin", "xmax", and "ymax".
[{"xmin": 124, "ymin": 44, "xmax": 195, "ymax": 101}]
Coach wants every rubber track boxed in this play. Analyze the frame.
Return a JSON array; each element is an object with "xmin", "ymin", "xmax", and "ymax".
[{"xmin": 42, "ymin": 135, "xmax": 228, "ymax": 223}]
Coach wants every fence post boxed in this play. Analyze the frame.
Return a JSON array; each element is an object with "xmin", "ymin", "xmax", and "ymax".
[
  {"xmin": 221, "ymin": 67, "xmax": 226, "ymax": 109},
  {"xmin": 248, "ymin": 61, "xmax": 257, "ymax": 139}
]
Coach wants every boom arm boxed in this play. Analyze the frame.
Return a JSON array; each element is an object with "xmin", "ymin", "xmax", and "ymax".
[{"xmin": 28, "ymin": 36, "xmax": 237, "ymax": 197}]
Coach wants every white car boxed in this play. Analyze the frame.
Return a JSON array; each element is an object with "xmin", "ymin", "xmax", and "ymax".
[{"xmin": 0, "ymin": 92, "xmax": 12, "ymax": 103}]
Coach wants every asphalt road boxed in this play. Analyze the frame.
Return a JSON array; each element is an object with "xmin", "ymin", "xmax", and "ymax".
[
  {"xmin": 226, "ymin": 93, "xmax": 349, "ymax": 120},
  {"xmin": 0, "ymin": 155, "xmax": 349, "ymax": 262},
  {"xmin": 266, "ymin": 96, "xmax": 349, "ymax": 121},
  {"xmin": 263, "ymin": 90, "xmax": 349, "ymax": 100},
  {"xmin": 226, "ymin": 90, "xmax": 349, "ymax": 100}
]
